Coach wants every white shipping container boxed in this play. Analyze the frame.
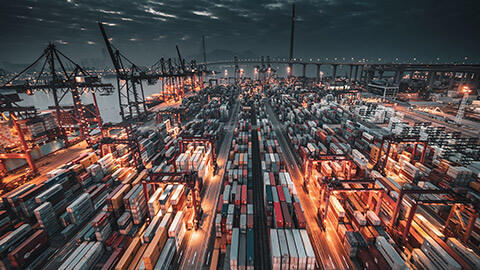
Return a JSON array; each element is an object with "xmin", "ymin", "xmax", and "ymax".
[
  {"xmin": 376, "ymin": 236, "xmax": 409, "ymax": 270},
  {"xmin": 366, "ymin": 210, "xmax": 381, "ymax": 226},
  {"xmin": 277, "ymin": 229, "xmax": 290, "ymax": 270},
  {"xmin": 74, "ymin": 242, "xmax": 104, "ymax": 270},
  {"xmin": 230, "ymin": 228, "xmax": 240, "ymax": 270},
  {"xmin": 285, "ymin": 229, "xmax": 299, "ymax": 270},
  {"xmin": 354, "ymin": 211, "xmax": 367, "ymax": 226},
  {"xmin": 300, "ymin": 230, "xmax": 316, "ymax": 270},
  {"xmin": 270, "ymin": 229, "xmax": 282, "ymax": 270},
  {"xmin": 292, "ymin": 230, "xmax": 307, "ymax": 270},
  {"xmin": 168, "ymin": 211, "xmax": 186, "ymax": 251}
]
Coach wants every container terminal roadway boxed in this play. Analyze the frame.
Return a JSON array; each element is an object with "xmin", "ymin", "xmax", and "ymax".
[
  {"xmin": 173, "ymin": 101, "xmax": 240, "ymax": 270},
  {"xmin": 265, "ymin": 100, "xmax": 356, "ymax": 270}
]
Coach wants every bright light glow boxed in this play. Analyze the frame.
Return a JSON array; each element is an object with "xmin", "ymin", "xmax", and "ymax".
[{"xmin": 462, "ymin": 86, "xmax": 471, "ymax": 93}]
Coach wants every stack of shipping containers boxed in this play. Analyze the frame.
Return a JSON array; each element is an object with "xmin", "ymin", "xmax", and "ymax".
[
  {"xmin": 214, "ymin": 101, "xmax": 255, "ymax": 269},
  {"xmin": 0, "ymin": 86, "xmax": 237, "ymax": 269},
  {"xmin": 256, "ymin": 102, "xmax": 316, "ymax": 270}
]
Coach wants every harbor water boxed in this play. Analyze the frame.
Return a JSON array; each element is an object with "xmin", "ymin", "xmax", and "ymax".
[{"xmin": 16, "ymin": 78, "xmax": 163, "ymax": 124}]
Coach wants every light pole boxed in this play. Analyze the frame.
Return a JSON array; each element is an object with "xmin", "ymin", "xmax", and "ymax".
[{"xmin": 455, "ymin": 86, "xmax": 471, "ymax": 125}]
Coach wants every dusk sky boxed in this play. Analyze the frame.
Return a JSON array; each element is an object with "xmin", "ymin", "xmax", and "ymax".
[{"xmin": 0, "ymin": 0, "xmax": 479, "ymax": 68}]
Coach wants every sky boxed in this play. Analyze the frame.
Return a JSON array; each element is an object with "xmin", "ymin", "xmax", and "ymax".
[{"xmin": 0, "ymin": 0, "xmax": 479, "ymax": 68}]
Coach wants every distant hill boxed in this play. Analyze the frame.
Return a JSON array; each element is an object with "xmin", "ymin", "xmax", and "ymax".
[
  {"xmin": 1, "ymin": 56, "xmax": 109, "ymax": 74},
  {"xmin": 187, "ymin": 49, "xmax": 260, "ymax": 62},
  {"xmin": 2, "ymin": 61, "xmax": 35, "ymax": 74}
]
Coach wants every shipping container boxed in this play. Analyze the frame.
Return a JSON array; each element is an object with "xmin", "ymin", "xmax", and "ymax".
[
  {"xmin": 300, "ymin": 229, "xmax": 316, "ymax": 270},
  {"xmin": 277, "ymin": 229, "xmax": 290, "ymax": 269},
  {"xmin": 7, "ymin": 230, "xmax": 49, "ymax": 269},
  {"xmin": 143, "ymin": 227, "xmax": 168, "ymax": 270},
  {"xmin": 270, "ymin": 229, "xmax": 281, "ymax": 270},
  {"xmin": 273, "ymin": 202, "xmax": 284, "ymax": 228}
]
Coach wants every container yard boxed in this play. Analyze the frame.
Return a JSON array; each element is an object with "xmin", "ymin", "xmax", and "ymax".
[
  {"xmin": 1, "ymin": 75, "xmax": 480, "ymax": 269},
  {"xmin": 2, "ymin": 2, "xmax": 480, "ymax": 269}
]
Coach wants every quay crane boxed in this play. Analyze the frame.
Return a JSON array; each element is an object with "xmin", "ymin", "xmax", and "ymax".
[
  {"xmin": 0, "ymin": 43, "xmax": 113, "ymax": 175},
  {"xmin": 98, "ymin": 22, "xmax": 207, "ymax": 122}
]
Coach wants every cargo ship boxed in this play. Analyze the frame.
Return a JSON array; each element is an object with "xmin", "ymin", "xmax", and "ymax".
[{"xmin": 145, "ymin": 94, "xmax": 164, "ymax": 109}]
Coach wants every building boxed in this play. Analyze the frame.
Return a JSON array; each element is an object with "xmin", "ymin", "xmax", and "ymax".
[{"xmin": 367, "ymin": 80, "xmax": 399, "ymax": 98}]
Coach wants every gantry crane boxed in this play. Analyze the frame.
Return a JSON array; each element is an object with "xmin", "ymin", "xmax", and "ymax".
[
  {"xmin": 373, "ymin": 134, "xmax": 428, "ymax": 176},
  {"xmin": 0, "ymin": 107, "xmax": 39, "ymax": 176},
  {"xmin": 178, "ymin": 135, "xmax": 217, "ymax": 172},
  {"xmin": 144, "ymin": 171, "xmax": 203, "ymax": 229},
  {"xmin": 388, "ymin": 186, "xmax": 478, "ymax": 245},
  {"xmin": 0, "ymin": 43, "xmax": 113, "ymax": 147},
  {"xmin": 99, "ymin": 123, "xmax": 143, "ymax": 170},
  {"xmin": 99, "ymin": 22, "xmax": 207, "ymax": 122},
  {"xmin": 318, "ymin": 177, "xmax": 386, "ymax": 225},
  {"xmin": 253, "ymin": 56, "xmax": 276, "ymax": 82},
  {"xmin": 156, "ymin": 107, "xmax": 181, "ymax": 127},
  {"xmin": 304, "ymin": 154, "xmax": 356, "ymax": 190},
  {"xmin": 99, "ymin": 22, "xmax": 149, "ymax": 121}
]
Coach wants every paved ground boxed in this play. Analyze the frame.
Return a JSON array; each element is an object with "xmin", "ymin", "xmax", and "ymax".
[
  {"xmin": 250, "ymin": 106, "xmax": 271, "ymax": 269},
  {"xmin": 176, "ymin": 101, "xmax": 240, "ymax": 269}
]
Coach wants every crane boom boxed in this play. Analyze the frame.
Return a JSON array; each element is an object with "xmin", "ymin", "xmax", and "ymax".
[
  {"xmin": 176, "ymin": 45, "xmax": 186, "ymax": 72},
  {"xmin": 98, "ymin": 22, "xmax": 121, "ymax": 74}
]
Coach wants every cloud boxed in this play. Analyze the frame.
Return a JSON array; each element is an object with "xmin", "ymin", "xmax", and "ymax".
[
  {"xmin": 144, "ymin": 7, "xmax": 177, "ymax": 18},
  {"xmin": 97, "ymin": 9, "xmax": 123, "ymax": 15},
  {"xmin": 0, "ymin": 0, "xmax": 478, "ymax": 66},
  {"xmin": 265, "ymin": 3, "xmax": 283, "ymax": 10},
  {"xmin": 192, "ymin": 11, "xmax": 219, "ymax": 20}
]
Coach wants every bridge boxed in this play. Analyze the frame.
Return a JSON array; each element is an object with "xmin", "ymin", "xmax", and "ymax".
[{"xmin": 202, "ymin": 57, "xmax": 480, "ymax": 89}]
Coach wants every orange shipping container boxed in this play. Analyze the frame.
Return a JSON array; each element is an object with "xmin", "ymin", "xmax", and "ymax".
[
  {"xmin": 143, "ymin": 227, "xmax": 167, "ymax": 270},
  {"xmin": 115, "ymin": 236, "xmax": 141, "ymax": 270}
]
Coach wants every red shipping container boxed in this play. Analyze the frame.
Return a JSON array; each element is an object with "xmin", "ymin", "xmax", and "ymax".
[
  {"xmin": 241, "ymin": 185, "xmax": 247, "ymax": 205},
  {"xmin": 293, "ymin": 202, "xmax": 306, "ymax": 229},
  {"xmin": 241, "ymin": 205, "xmax": 247, "ymax": 215},
  {"xmin": 367, "ymin": 246, "xmax": 390, "ymax": 269},
  {"xmin": 8, "ymin": 230, "xmax": 49, "ymax": 269},
  {"xmin": 105, "ymin": 231, "xmax": 119, "ymax": 249},
  {"xmin": 273, "ymin": 202, "xmax": 284, "ymax": 228},
  {"xmin": 247, "ymin": 215, "xmax": 253, "ymax": 229},
  {"xmin": 357, "ymin": 248, "xmax": 379, "ymax": 270},
  {"xmin": 112, "ymin": 235, "xmax": 125, "ymax": 250},
  {"xmin": 300, "ymin": 147, "xmax": 307, "ymax": 160},
  {"xmin": 269, "ymin": 172, "xmax": 276, "ymax": 186},
  {"xmin": 281, "ymin": 202, "xmax": 292, "ymax": 229},
  {"xmin": 101, "ymin": 247, "xmax": 124, "ymax": 270},
  {"xmin": 276, "ymin": 186, "xmax": 285, "ymax": 202},
  {"xmin": 92, "ymin": 212, "xmax": 109, "ymax": 228}
]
